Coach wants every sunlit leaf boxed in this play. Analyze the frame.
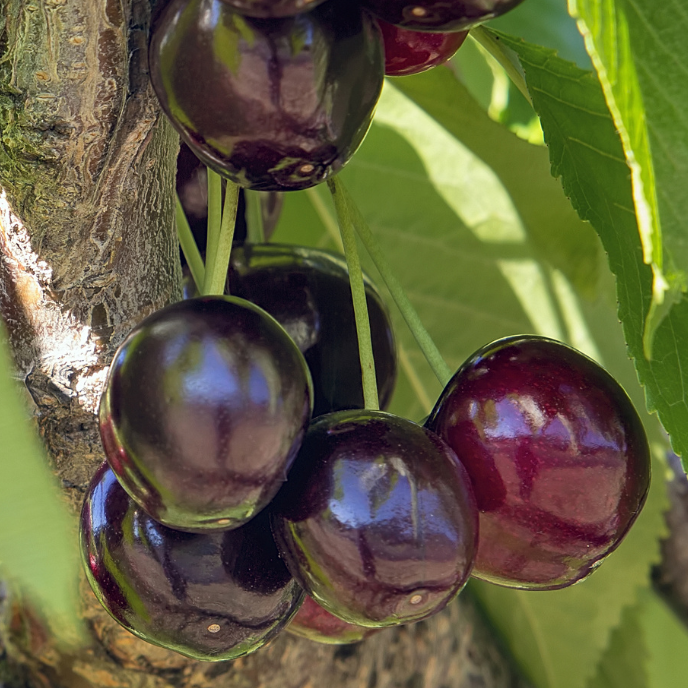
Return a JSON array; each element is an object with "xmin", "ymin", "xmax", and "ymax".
[
  {"xmin": 569, "ymin": 0, "xmax": 688, "ymax": 355},
  {"xmin": 586, "ymin": 599, "xmax": 648, "ymax": 688}
]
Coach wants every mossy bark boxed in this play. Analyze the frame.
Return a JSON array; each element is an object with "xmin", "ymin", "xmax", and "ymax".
[{"xmin": 0, "ymin": 0, "xmax": 529, "ymax": 686}]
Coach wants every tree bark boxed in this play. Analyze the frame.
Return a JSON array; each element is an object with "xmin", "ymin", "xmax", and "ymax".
[{"xmin": 0, "ymin": 0, "xmax": 530, "ymax": 686}]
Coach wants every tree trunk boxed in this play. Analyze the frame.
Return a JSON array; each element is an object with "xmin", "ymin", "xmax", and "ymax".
[{"xmin": 0, "ymin": 0, "xmax": 529, "ymax": 686}]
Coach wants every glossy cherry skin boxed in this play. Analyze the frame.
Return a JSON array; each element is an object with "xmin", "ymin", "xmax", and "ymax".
[
  {"xmin": 228, "ymin": 244, "xmax": 397, "ymax": 416},
  {"xmin": 377, "ymin": 19, "xmax": 467, "ymax": 76},
  {"xmin": 149, "ymin": 0, "xmax": 384, "ymax": 191},
  {"xmin": 80, "ymin": 463, "xmax": 304, "ymax": 661},
  {"xmin": 218, "ymin": 0, "xmax": 328, "ymax": 18},
  {"xmin": 99, "ymin": 296, "xmax": 313, "ymax": 532},
  {"xmin": 286, "ymin": 595, "xmax": 381, "ymax": 644},
  {"xmin": 271, "ymin": 410, "xmax": 478, "ymax": 628},
  {"xmin": 426, "ymin": 335, "xmax": 651, "ymax": 590},
  {"xmin": 362, "ymin": 0, "xmax": 526, "ymax": 32}
]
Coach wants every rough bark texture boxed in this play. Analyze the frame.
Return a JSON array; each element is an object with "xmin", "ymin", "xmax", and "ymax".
[{"xmin": 0, "ymin": 0, "xmax": 531, "ymax": 686}]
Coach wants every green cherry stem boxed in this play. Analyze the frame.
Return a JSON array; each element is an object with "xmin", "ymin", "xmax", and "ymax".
[
  {"xmin": 469, "ymin": 26, "xmax": 532, "ymax": 107},
  {"xmin": 205, "ymin": 168, "xmax": 223, "ymax": 282},
  {"xmin": 245, "ymin": 190, "xmax": 266, "ymax": 244},
  {"xmin": 327, "ymin": 177, "xmax": 379, "ymax": 411},
  {"xmin": 333, "ymin": 178, "xmax": 453, "ymax": 388},
  {"xmin": 203, "ymin": 181, "xmax": 239, "ymax": 296},
  {"xmin": 175, "ymin": 193, "xmax": 205, "ymax": 291}
]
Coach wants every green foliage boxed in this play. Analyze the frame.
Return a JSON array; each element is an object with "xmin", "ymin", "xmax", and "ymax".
[
  {"xmin": 587, "ymin": 602, "xmax": 648, "ymax": 688},
  {"xmin": 571, "ymin": 0, "xmax": 688, "ymax": 350},
  {"xmin": 638, "ymin": 588, "xmax": 688, "ymax": 687},
  {"xmin": 569, "ymin": 0, "xmax": 688, "ymax": 465},
  {"xmin": 0, "ymin": 323, "xmax": 83, "ymax": 644}
]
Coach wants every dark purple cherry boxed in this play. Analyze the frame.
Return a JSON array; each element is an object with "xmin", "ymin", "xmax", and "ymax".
[
  {"xmin": 149, "ymin": 0, "xmax": 384, "ymax": 191},
  {"xmin": 80, "ymin": 464, "xmax": 303, "ymax": 660},
  {"xmin": 228, "ymin": 244, "xmax": 397, "ymax": 416},
  {"xmin": 99, "ymin": 296, "xmax": 312, "ymax": 532},
  {"xmin": 286, "ymin": 595, "xmax": 381, "ymax": 644},
  {"xmin": 362, "ymin": 0, "xmax": 526, "ymax": 32},
  {"xmin": 426, "ymin": 335, "xmax": 651, "ymax": 590},
  {"xmin": 271, "ymin": 410, "xmax": 478, "ymax": 627},
  {"xmin": 218, "ymin": 0, "xmax": 328, "ymax": 18},
  {"xmin": 376, "ymin": 18, "xmax": 467, "ymax": 76}
]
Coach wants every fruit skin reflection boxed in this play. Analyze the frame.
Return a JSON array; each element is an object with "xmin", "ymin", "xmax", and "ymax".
[
  {"xmin": 427, "ymin": 336, "xmax": 651, "ymax": 590},
  {"xmin": 286, "ymin": 594, "xmax": 381, "ymax": 644},
  {"xmin": 80, "ymin": 464, "xmax": 304, "ymax": 661},
  {"xmin": 376, "ymin": 19, "xmax": 467, "ymax": 76},
  {"xmin": 149, "ymin": 0, "xmax": 384, "ymax": 191},
  {"xmin": 272, "ymin": 410, "xmax": 478, "ymax": 628},
  {"xmin": 99, "ymin": 296, "xmax": 313, "ymax": 532}
]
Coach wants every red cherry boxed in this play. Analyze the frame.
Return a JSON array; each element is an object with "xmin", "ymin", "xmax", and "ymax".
[
  {"xmin": 426, "ymin": 336, "xmax": 651, "ymax": 590},
  {"xmin": 287, "ymin": 595, "xmax": 381, "ymax": 644},
  {"xmin": 376, "ymin": 18, "xmax": 467, "ymax": 76},
  {"xmin": 272, "ymin": 410, "xmax": 478, "ymax": 628}
]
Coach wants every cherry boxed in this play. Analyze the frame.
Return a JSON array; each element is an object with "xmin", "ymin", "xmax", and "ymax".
[
  {"xmin": 99, "ymin": 296, "xmax": 313, "ymax": 532},
  {"xmin": 218, "ymin": 0, "xmax": 328, "ymax": 18},
  {"xmin": 271, "ymin": 410, "xmax": 478, "ymax": 628},
  {"xmin": 227, "ymin": 244, "xmax": 397, "ymax": 416},
  {"xmin": 286, "ymin": 595, "xmax": 381, "ymax": 644},
  {"xmin": 376, "ymin": 18, "xmax": 467, "ymax": 76},
  {"xmin": 81, "ymin": 463, "xmax": 303, "ymax": 660},
  {"xmin": 361, "ymin": 0, "xmax": 526, "ymax": 33},
  {"xmin": 149, "ymin": 0, "xmax": 384, "ymax": 191},
  {"xmin": 426, "ymin": 335, "xmax": 651, "ymax": 590}
]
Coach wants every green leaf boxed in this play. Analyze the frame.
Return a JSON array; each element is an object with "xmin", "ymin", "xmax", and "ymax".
[
  {"xmin": 0, "ymin": 323, "xmax": 83, "ymax": 644},
  {"xmin": 569, "ymin": 0, "xmax": 688, "ymax": 354},
  {"xmin": 392, "ymin": 67, "xmax": 601, "ymax": 301},
  {"xmin": 493, "ymin": 32, "xmax": 688, "ymax": 474},
  {"xmin": 637, "ymin": 588, "xmax": 688, "ymax": 688},
  {"xmin": 586, "ymin": 600, "xmax": 648, "ymax": 688},
  {"xmin": 585, "ymin": 584, "xmax": 688, "ymax": 688},
  {"xmin": 490, "ymin": 0, "xmax": 591, "ymax": 67}
]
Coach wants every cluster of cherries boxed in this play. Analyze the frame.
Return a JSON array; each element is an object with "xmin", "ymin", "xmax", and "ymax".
[
  {"xmin": 79, "ymin": 0, "xmax": 652, "ymax": 664},
  {"xmin": 148, "ymin": 0, "xmax": 526, "ymax": 192},
  {"xmin": 81, "ymin": 211, "xmax": 651, "ymax": 661}
]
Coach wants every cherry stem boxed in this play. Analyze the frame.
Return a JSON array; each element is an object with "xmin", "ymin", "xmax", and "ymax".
[
  {"xmin": 175, "ymin": 193, "xmax": 205, "ymax": 291},
  {"xmin": 333, "ymin": 178, "xmax": 453, "ymax": 388},
  {"xmin": 245, "ymin": 190, "xmax": 266, "ymax": 243},
  {"xmin": 469, "ymin": 26, "xmax": 532, "ymax": 107},
  {"xmin": 327, "ymin": 177, "xmax": 380, "ymax": 411},
  {"xmin": 203, "ymin": 181, "xmax": 239, "ymax": 296},
  {"xmin": 205, "ymin": 168, "xmax": 223, "ymax": 283}
]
